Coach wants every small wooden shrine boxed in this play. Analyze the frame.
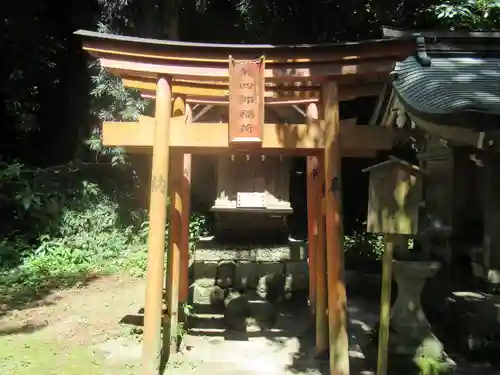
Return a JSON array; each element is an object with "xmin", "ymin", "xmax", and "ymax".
[{"xmin": 75, "ymin": 29, "xmax": 416, "ymax": 375}]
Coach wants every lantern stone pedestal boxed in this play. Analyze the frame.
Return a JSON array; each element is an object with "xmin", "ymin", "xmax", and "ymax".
[{"xmin": 390, "ymin": 260, "xmax": 442, "ymax": 355}]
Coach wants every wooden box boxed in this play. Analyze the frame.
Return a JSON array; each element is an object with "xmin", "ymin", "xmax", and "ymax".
[{"xmin": 363, "ymin": 156, "xmax": 423, "ymax": 235}]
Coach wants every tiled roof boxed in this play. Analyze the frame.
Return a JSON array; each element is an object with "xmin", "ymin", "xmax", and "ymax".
[
  {"xmin": 385, "ymin": 27, "xmax": 500, "ymax": 129},
  {"xmin": 393, "ymin": 55, "xmax": 500, "ymax": 129}
]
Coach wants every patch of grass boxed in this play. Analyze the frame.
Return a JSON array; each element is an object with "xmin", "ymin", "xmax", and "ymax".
[
  {"xmin": 0, "ymin": 336, "xmax": 107, "ymax": 375},
  {"xmin": 0, "ymin": 328, "xmax": 198, "ymax": 375}
]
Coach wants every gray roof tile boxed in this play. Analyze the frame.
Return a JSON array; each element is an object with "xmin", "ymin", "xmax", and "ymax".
[{"xmin": 392, "ymin": 54, "xmax": 500, "ymax": 129}]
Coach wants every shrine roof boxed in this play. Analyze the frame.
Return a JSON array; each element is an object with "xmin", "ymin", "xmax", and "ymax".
[
  {"xmin": 74, "ymin": 29, "xmax": 414, "ymax": 104},
  {"xmin": 383, "ymin": 27, "xmax": 500, "ymax": 129}
]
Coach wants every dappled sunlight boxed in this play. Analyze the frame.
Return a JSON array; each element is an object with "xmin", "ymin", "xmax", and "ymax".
[{"xmin": 350, "ymin": 319, "xmax": 372, "ymax": 333}]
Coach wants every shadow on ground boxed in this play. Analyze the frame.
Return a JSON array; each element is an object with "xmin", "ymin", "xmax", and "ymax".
[
  {"xmin": 0, "ymin": 322, "xmax": 49, "ymax": 337},
  {"xmin": 0, "ymin": 271, "xmax": 101, "ymax": 318}
]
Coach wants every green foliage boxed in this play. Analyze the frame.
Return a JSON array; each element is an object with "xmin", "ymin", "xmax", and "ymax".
[
  {"xmin": 0, "ymin": 161, "xmax": 207, "ymax": 303},
  {"xmin": 0, "ymin": 161, "xmax": 141, "ymax": 298},
  {"xmin": 414, "ymin": 338, "xmax": 451, "ymax": 375},
  {"xmin": 430, "ymin": 0, "xmax": 500, "ymax": 28},
  {"xmin": 343, "ymin": 225, "xmax": 415, "ymax": 263},
  {"xmin": 86, "ymin": 62, "xmax": 151, "ymax": 165},
  {"xmin": 344, "ymin": 230, "xmax": 385, "ymax": 261},
  {"xmin": 189, "ymin": 213, "xmax": 211, "ymax": 248}
]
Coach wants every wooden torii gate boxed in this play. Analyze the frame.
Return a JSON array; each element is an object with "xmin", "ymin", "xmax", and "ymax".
[{"xmin": 75, "ymin": 29, "xmax": 413, "ymax": 375}]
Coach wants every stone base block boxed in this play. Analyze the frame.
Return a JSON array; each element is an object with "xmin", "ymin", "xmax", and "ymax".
[
  {"xmin": 256, "ymin": 262, "xmax": 285, "ymax": 300},
  {"xmin": 193, "ymin": 283, "xmax": 214, "ymax": 305},
  {"xmin": 216, "ymin": 261, "xmax": 236, "ymax": 288},
  {"xmin": 285, "ymin": 261, "xmax": 309, "ymax": 292},
  {"xmin": 193, "ymin": 261, "xmax": 218, "ymax": 286},
  {"xmin": 194, "ymin": 239, "xmax": 307, "ymax": 262},
  {"xmin": 191, "ymin": 258, "xmax": 309, "ymax": 303},
  {"xmin": 192, "ymin": 261, "xmax": 218, "ymax": 305},
  {"xmin": 234, "ymin": 262, "xmax": 260, "ymax": 290}
]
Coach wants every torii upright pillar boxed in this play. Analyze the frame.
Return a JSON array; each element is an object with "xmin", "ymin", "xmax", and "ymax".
[
  {"xmin": 306, "ymin": 103, "xmax": 320, "ymax": 314},
  {"xmin": 172, "ymin": 97, "xmax": 191, "ymax": 306},
  {"xmin": 143, "ymin": 76, "xmax": 173, "ymax": 374},
  {"xmin": 322, "ymin": 81, "xmax": 350, "ymax": 375}
]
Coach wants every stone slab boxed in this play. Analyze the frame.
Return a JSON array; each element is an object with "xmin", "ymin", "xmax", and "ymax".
[
  {"xmin": 194, "ymin": 239, "xmax": 255, "ymax": 261},
  {"xmin": 194, "ymin": 239, "xmax": 307, "ymax": 262}
]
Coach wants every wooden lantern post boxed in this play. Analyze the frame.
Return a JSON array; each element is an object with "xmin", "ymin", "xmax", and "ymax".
[
  {"xmin": 143, "ymin": 76, "xmax": 173, "ymax": 374},
  {"xmin": 363, "ymin": 156, "xmax": 423, "ymax": 375}
]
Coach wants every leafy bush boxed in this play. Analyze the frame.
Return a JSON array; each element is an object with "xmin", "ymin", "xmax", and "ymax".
[
  {"xmin": 0, "ymin": 161, "xmax": 209, "ymax": 302},
  {"xmin": 344, "ymin": 223, "xmax": 415, "ymax": 264},
  {"xmin": 344, "ymin": 230, "xmax": 385, "ymax": 261}
]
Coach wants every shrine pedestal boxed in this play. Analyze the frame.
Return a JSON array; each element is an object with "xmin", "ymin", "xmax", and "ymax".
[{"xmin": 390, "ymin": 260, "xmax": 441, "ymax": 355}]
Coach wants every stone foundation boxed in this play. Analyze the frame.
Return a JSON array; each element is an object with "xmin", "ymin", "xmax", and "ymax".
[
  {"xmin": 191, "ymin": 238, "xmax": 309, "ymax": 329},
  {"xmin": 191, "ymin": 259, "xmax": 309, "ymax": 305},
  {"xmin": 194, "ymin": 237, "xmax": 307, "ymax": 262}
]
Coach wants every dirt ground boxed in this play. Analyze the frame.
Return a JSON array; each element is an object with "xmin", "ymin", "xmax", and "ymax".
[
  {"xmin": 2, "ymin": 273, "xmax": 500, "ymax": 375},
  {"xmin": 0, "ymin": 273, "xmax": 363, "ymax": 375},
  {"xmin": 0, "ymin": 274, "xmax": 148, "ymax": 375},
  {"xmin": 0, "ymin": 273, "xmax": 335, "ymax": 375}
]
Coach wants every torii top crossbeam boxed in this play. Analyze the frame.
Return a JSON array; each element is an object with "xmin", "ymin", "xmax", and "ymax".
[{"xmin": 75, "ymin": 29, "xmax": 413, "ymax": 105}]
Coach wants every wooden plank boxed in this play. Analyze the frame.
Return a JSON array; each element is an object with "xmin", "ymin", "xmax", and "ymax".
[
  {"xmin": 102, "ymin": 118, "xmax": 395, "ymax": 151},
  {"xmin": 100, "ymin": 57, "xmax": 397, "ymax": 82},
  {"xmin": 124, "ymin": 77, "xmax": 384, "ymax": 102},
  {"xmin": 142, "ymin": 76, "xmax": 172, "ymax": 375},
  {"xmin": 181, "ymin": 97, "xmax": 319, "ymax": 106},
  {"xmin": 123, "ymin": 78, "xmax": 229, "ymax": 97},
  {"xmin": 315, "ymin": 153, "xmax": 328, "ymax": 354},
  {"xmin": 228, "ymin": 57, "xmax": 265, "ymax": 144},
  {"xmin": 322, "ymin": 81, "xmax": 350, "ymax": 375}
]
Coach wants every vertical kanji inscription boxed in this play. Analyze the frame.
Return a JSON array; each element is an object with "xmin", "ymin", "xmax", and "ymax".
[{"xmin": 228, "ymin": 56, "xmax": 265, "ymax": 144}]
